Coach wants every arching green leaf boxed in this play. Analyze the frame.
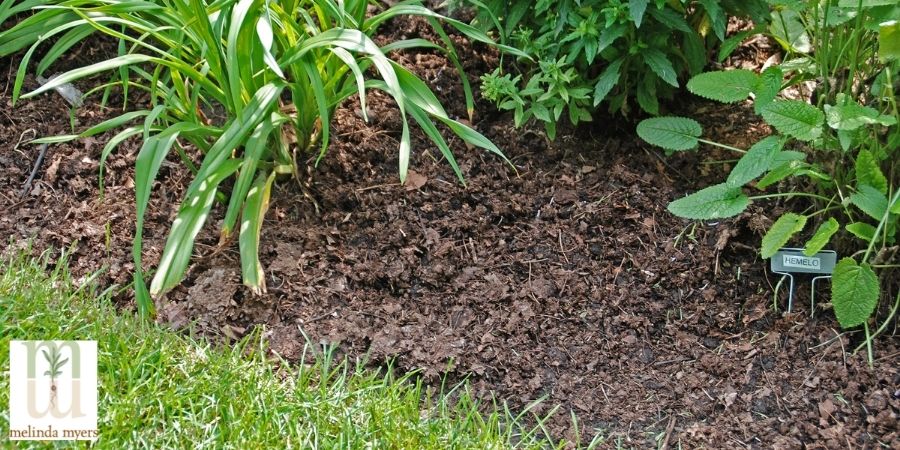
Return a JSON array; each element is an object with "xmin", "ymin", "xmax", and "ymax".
[
  {"xmin": 727, "ymin": 136, "xmax": 784, "ymax": 186},
  {"xmin": 688, "ymin": 69, "xmax": 759, "ymax": 103},
  {"xmin": 803, "ymin": 218, "xmax": 839, "ymax": 256},
  {"xmin": 636, "ymin": 117, "xmax": 702, "ymax": 151},
  {"xmin": 761, "ymin": 213, "xmax": 807, "ymax": 259},
  {"xmin": 760, "ymin": 100, "xmax": 824, "ymax": 141},
  {"xmin": 668, "ymin": 183, "xmax": 749, "ymax": 219}
]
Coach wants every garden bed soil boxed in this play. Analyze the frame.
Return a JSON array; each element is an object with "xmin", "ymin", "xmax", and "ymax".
[{"xmin": 1, "ymin": 17, "xmax": 898, "ymax": 449}]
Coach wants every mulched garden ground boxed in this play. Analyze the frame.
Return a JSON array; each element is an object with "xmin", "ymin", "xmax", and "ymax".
[{"xmin": 1, "ymin": 14, "xmax": 898, "ymax": 449}]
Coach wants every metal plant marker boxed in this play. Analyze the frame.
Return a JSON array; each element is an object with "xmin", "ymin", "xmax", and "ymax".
[{"xmin": 770, "ymin": 248, "xmax": 838, "ymax": 315}]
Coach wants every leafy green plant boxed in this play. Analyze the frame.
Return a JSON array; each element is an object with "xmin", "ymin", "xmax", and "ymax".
[
  {"xmin": 6, "ymin": 0, "xmax": 525, "ymax": 318},
  {"xmin": 467, "ymin": 0, "xmax": 769, "ymax": 138},
  {"xmin": 637, "ymin": 0, "xmax": 900, "ymax": 356},
  {"xmin": 42, "ymin": 344, "xmax": 69, "ymax": 408}
]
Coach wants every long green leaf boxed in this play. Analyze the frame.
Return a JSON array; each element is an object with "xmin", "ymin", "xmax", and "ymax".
[
  {"xmin": 636, "ymin": 117, "xmax": 702, "ymax": 151},
  {"xmin": 668, "ymin": 183, "xmax": 749, "ymax": 219},
  {"xmin": 726, "ymin": 136, "xmax": 783, "ymax": 186},
  {"xmin": 240, "ymin": 171, "xmax": 276, "ymax": 294},
  {"xmin": 687, "ymin": 70, "xmax": 758, "ymax": 103},
  {"xmin": 37, "ymin": 24, "xmax": 95, "ymax": 77},
  {"xmin": 222, "ymin": 115, "xmax": 281, "ymax": 239},
  {"xmin": 186, "ymin": 82, "xmax": 283, "ymax": 201},
  {"xmin": 134, "ymin": 127, "xmax": 184, "ymax": 317},
  {"xmin": 803, "ymin": 218, "xmax": 839, "ymax": 256},
  {"xmin": 407, "ymin": 103, "xmax": 464, "ymax": 184},
  {"xmin": 761, "ymin": 212, "xmax": 807, "ymax": 259},
  {"xmin": 364, "ymin": 2, "xmax": 529, "ymax": 59},
  {"xmin": 150, "ymin": 159, "xmax": 242, "ymax": 297}
]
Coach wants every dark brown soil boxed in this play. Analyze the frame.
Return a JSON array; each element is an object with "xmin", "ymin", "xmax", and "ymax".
[{"xmin": 1, "ymin": 16, "xmax": 898, "ymax": 449}]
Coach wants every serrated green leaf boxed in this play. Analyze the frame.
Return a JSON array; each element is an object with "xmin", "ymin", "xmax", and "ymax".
[
  {"xmin": 648, "ymin": 7, "xmax": 693, "ymax": 33},
  {"xmin": 846, "ymin": 222, "xmax": 877, "ymax": 241},
  {"xmin": 643, "ymin": 48, "xmax": 679, "ymax": 87},
  {"xmin": 850, "ymin": 184, "xmax": 889, "ymax": 221},
  {"xmin": 761, "ymin": 213, "xmax": 807, "ymax": 258},
  {"xmin": 727, "ymin": 136, "xmax": 784, "ymax": 186},
  {"xmin": 825, "ymin": 95, "xmax": 897, "ymax": 130},
  {"xmin": 804, "ymin": 218, "xmax": 839, "ymax": 256},
  {"xmin": 629, "ymin": 0, "xmax": 649, "ymax": 28},
  {"xmin": 636, "ymin": 117, "xmax": 702, "ymax": 151},
  {"xmin": 831, "ymin": 258, "xmax": 879, "ymax": 328},
  {"xmin": 698, "ymin": 0, "xmax": 726, "ymax": 41},
  {"xmin": 532, "ymin": 103, "xmax": 551, "ymax": 122},
  {"xmin": 636, "ymin": 75, "xmax": 659, "ymax": 115},
  {"xmin": 753, "ymin": 66, "xmax": 783, "ymax": 113},
  {"xmin": 757, "ymin": 160, "xmax": 808, "ymax": 189},
  {"xmin": 593, "ymin": 58, "xmax": 623, "ymax": 106},
  {"xmin": 879, "ymin": 20, "xmax": 900, "ymax": 62},
  {"xmin": 760, "ymin": 100, "xmax": 824, "ymax": 141},
  {"xmin": 687, "ymin": 69, "xmax": 759, "ymax": 103},
  {"xmin": 667, "ymin": 183, "xmax": 749, "ymax": 219},
  {"xmin": 855, "ymin": 150, "xmax": 888, "ymax": 194},
  {"xmin": 683, "ymin": 31, "xmax": 706, "ymax": 76},
  {"xmin": 822, "ymin": 6, "xmax": 857, "ymax": 27},
  {"xmin": 598, "ymin": 23, "xmax": 626, "ymax": 52}
]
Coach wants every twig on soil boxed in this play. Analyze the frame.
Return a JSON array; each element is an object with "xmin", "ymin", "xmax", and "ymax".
[
  {"xmin": 653, "ymin": 357, "xmax": 694, "ymax": 367},
  {"xmin": 353, "ymin": 310, "xmax": 389, "ymax": 321},
  {"xmin": 20, "ymin": 143, "xmax": 49, "ymax": 199},
  {"xmin": 642, "ymin": 147, "xmax": 689, "ymax": 182},
  {"xmin": 659, "ymin": 416, "xmax": 676, "ymax": 450},
  {"xmin": 301, "ymin": 310, "xmax": 338, "ymax": 324},
  {"xmin": 557, "ymin": 230, "xmax": 571, "ymax": 265},
  {"xmin": 598, "ymin": 383, "xmax": 611, "ymax": 404},
  {"xmin": 876, "ymin": 350, "xmax": 900, "ymax": 362},
  {"xmin": 356, "ymin": 183, "xmax": 400, "ymax": 192}
]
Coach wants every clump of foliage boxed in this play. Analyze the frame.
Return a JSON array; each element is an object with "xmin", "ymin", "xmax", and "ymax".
[
  {"xmin": 638, "ymin": 0, "xmax": 900, "ymax": 357},
  {"xmin": 466, "ymin": 0, "xmax": 770, "ymax": 138},
  {"xmin": 4, "ymin": 0, "xmax": 524, "ymax": 318}
]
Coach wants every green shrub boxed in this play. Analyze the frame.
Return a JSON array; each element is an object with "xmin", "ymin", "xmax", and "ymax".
[
  {"xmin": 638, "ymin": 1, "xmax": 900, "ymax": 358},
  {"xmin": 4, "ymin": 0, "xmax": 524, "ymax": 318},
  {"xmin": 467, "ymin": 0, "xmax": 770, "ymax": 138}
]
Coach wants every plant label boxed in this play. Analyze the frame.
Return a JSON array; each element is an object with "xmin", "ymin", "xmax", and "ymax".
[{"xmin": 770, "ymin": 248, "xmax": 837, "ymax": 275}]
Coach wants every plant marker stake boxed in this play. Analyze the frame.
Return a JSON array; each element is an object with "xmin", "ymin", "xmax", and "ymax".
[{"xmin": 770, "ymin": 248, "xmax": 837, "ymax": 314}]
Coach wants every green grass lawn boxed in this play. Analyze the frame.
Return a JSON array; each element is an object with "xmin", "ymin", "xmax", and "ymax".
[{"xmin": 0, "ymin": 250, "xmax": 599, "ymax": 448}]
